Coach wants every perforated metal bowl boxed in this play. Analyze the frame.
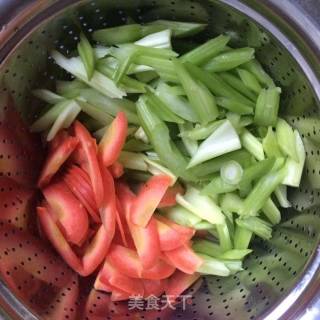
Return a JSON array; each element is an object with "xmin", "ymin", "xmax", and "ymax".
[{"xmin": 0, "ymin": 1, "xmax": 320, "ymax": 319}]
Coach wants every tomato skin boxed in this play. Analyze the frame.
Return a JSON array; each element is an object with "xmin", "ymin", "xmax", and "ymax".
[
  {"xmin": 143, "ymin": 279, "xmax": 166, "ymax": 298},
  {"xmin": 110, "ymin": 161, "xmax": 124, "ymax": 178},
  {"xmin": 99, "ymin": 112, "xmax": 128, "ymax": 167},
  {"xmin": 141, "ymin": 258, "xmax": 176, "ymax": 280},
  {"xmin": 158, "ymin": 183, "xmax": 185, "ymax": 208}
]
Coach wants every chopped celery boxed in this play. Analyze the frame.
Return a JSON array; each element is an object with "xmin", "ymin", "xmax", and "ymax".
[
  {"xmin": 93, "ymin": 126, "xmax": 107, "ymax": 140},
  {"xmin": 262, "ymin": 198, "xmax": 281, "ymax": 225},
  {"xmin": 192, "ymin": 239, "xmax": 224, "ymax": 258},
  {"xmin": 237, "ymin": 68, "xmax": 262, "ymax": 94},
  {"xmin": 93, "ymin": 45, "xmax": 111, "ymax": 59},
  {"xmin": 77, "ymin": 33, "xmax": 95, "ymax": 80},
  {"xmin": 194, "ymin": 221, "xmax": 215, "ymax": 230},
  {"xmin": 240, "ymin": 128, "xmax": 265, "ymax": 161},
  {"xmin": 164, "ymin": 205, "xmax": 202, "ymax": 227},
  {"xmin": 32, "ymin": 89, "xmax": 64, "ymax": 104},
  {"xmin": 178, "ymin": 123, "xmax": 198, "ymax": 156},
  {"xmin": 220, "ymin": 161, "xmax": 243, "ymax": 185},
  {"xmin": 197, "ymin": 254, "xmax": 230, "ymax": 276},
  {"xmin": 168, "ymin": 85, "xmax": 186, "ymax": 96},
  {"xmin": 220, "ymin": 193, "xmax": 243, "ymax": 214},
  {"xmin": 234, "ymin": 226, "xmax": 253, "ymax": 250},
  {"xmin": 236, "ymin": 217, "xmax": 272, "ymax": 240},
  {"xmin": 135, "ymin": 71, "xmax": 158, "ymax": 83},
  {"xmin": 188, "ymin": 120, "xmax": 241, "ymax": 168},
  {"xmin": 254, "ymin": 87, "xmax": 281, "ymax": 126},
  {"xmin": 135, "ymin": 29, "xmax": 172, "ymax": 49},
  {"xmin": 243, "ymin": 59, "xmax": 275, "ymax": 88},
  {"xmin": 134, "ymin": 126, "xmax": 149, "ymax": 144},
  {"xmin": 173, "ymin": 59, "xmax": 219, "ymax": 124},
  {"xmin": 222, "ymin": 260, "xmax": 243, "ymax": 274},
  {"xmin": 176, "ymin": 186, "xmax": 225, "ymax": 225},
  {"xmin": 56, "ymin": 80, "xmax": 88, "ymax": 99},
  {"xmin": 144, "ymin": 157, "xmax": 177, "ymax": 185},
  {"xmin": 262, "ymin": 127, "xmax": 283, "ymax": 158},
  {"xmin": 124, "ymin": 139, "xmax": 152, "ymax": 152},
  {"xmin": 216, "ymin": 97, "xmax": 253, "ymax": 115},
  {"xmin": 180, "ymin": 34, "xmax": 230, "ymax": 65},
  {"xmin": 204, "ymin": 47, "xmax": 255, "ymax": 72},
  {"xmin": 274, "ymin": 185, "xmax": 291, "ymax": 208},
  {"xmin": 218, "ymin": 249, "xmax": 252, "ymax": 260},
  {"xmin": 282, "ymin": 130, "xmax": 305, "ymax": 187},
  {"xmin": 118, "ymin": 151, "xmax": 147, "ymax": 171},
  {"xmin": 202, "ymin": 175, "xmax": 236, "ymax": 195},
  {"xmin": 216, "ymin": 223, "xmax": 232, "ymax": 251},
  {"xmin": 145, "ymin": 151, "xmax": 160, "ymax": 162},
  {"xmin": 276, "ymin": 118, "xmax": 298, "ymax": 161}
]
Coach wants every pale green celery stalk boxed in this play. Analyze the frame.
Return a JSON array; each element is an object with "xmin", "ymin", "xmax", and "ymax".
[
  {"xmin": 176, "ymin": 186, "xmax": 225, "ymax": 225},
  {"xmin": 262, "ymin": 198, "xmax": 281, "ymax": 225},
  {"xmin": 220, "ymin": 193, "xmax": 244, "ymax": 214},
  {"xmin": 32, "ymin": 89, "xmax": 64, "ymax": 104},
  {"xmin": 222, "ymin": 260, "xmax": 243, "ymax": 274},
  {"xmin": 243, "ymin": 59, "xmax": 275, "ymax": 88},
  {"xmin": 167, "ymin": 85, "xmax": 185, "ymax": 96},
  {"xmin": 178, "ymin": 123, "xmax": 198, "ymax": 157},
  {"xmin": 188, "ymin": 120, "xmax": 241, "ymax": 168},
  {"xmin": 204, "ymin": 47, "xmax": 255, "ymax": 72},
  {"xmin": 77, "ymin": 33, "xmax": 95, "ymax": 80},
  {"xmin": 185, "ymin": 62, "xmax": 254, "ymax": 106},
  {"xmin": 134, "ymin": 126, "xmax": 149, "ymax": 144},
  {"xmin": 30, "ymin": 100, "xmax": 71, "ymax": 132},
  {"xmin": 219, "ymin": 72, "xmax": 257, "ymax": 101},
  {"xmin": 156, "ymin": 82, "xmax": 199, "ymax": 122},
  {"xmin": 134, "ymin": 29, "xmax": 172, "ymax": 49},
  {"xmin": 216, "ymin": 97, "xmax": 253, "ymax": 115},
  {"xmin": 237, "ymin": 68, "xmax": 262, "ymax": 94},
  {"xmin": 262, "ymin": 126, "xmax": 283, "ymax": 158},
  {"xmin": 238, "ymin": 182, "xmax": 252, "ymax": 198},
  {"xmin": 173, "ymin": 59, "xmax": 219, "ymax": 124},
  {"xmin": 118, "ymin": 151, "xmax": 148, "ymax": 171},
  {"xmin": 179, "ymin": 121, "xmax": 223, "ymax": 141},
  {"xmin": 216, "ymin": 223, "xmax": 232, "ymax": 251},
  {"xmin": 202, "ymin": 175, "xmax": 237, "ymax": 195},
  {"xmin": 164, "ymin": 205, "xmax": 202, "ymax": 227},
  {"xmin": 218, "ymin": 249, "xmax": 252, "ymax": 260},
  {"xmin": 180, "ymin": 34, "xmax": 230, "ymax": 65},
  {"xmin": 136, "ymin": 97, "xmax": 197, "ymax": 181},
  {"xmin": 240, "ymin": 128, "xmax": 265, "ymax": 161},
  {"xmin": 135, "ymin": 71, "xmax": 158, "ymax": 83},
  {"xmin": 47, "ymin": 100, "xmax": 81, "ymax": 141},
  {"xmin": 194, "ymin": 221, "xmax": 215, "ymax": 230},
  {"xmin": 283, "ymin": 130, "xmax": 305, "ymax": 187},
  {"xmin": 192, "ymin": 239, "xmax": 224, "ymax": 258},
  {"xmin": 274, "ymin": 185, "xmax": 291, "ymax": 208},
  {"xmin": 93, "ymin": 45, "xmax": 111, "ymax": 59},
  {"xmin": 147, "ymin": 20, "xmax": 207, "ymax": 38},
  {"xmin": 51, "ymin": 51, "xmax": 126, "ymax": 99},
  {"xmin": 240, "ymin": 116, "xmax": 253, "ymax": 128},
  {"xmin": 236, "ymin": 217, "xmax": 272, "ymax": 240},
  {"xmin": 226, "ymin": 112, "xmax": 243, "ymax": 134},
  {"xmin": 234, "ymin": 226, "xmax": 253, "ymax": 249},
  {"xmin": 197, "ymin": 254, "xmax": 231, "ymax": 276},
  {"xmin": 240, "ymin": 167, "xmax": 286, "ymax": 216},
  {"xmin": 124, "ymin": 139, "xmax": 152, "ymax": 152},
  {"xmin": 56, "ymin": 80, "xmax": 88, "ymax": 99},
  {"xmin": 145, "ymin": 151, "xmax": 160, "ymax": 162},
  {"xmin": 126, "ymin": 44, "xmax": 178, "ymax": 59},
  {"xmin": 254, "ymin": 87, "xmax": 281, "ymax": 126},
  {"xmin": 220, "ymin": 161, "xmax": 243, "ymax": 185},
  {"xmin": 276, "ymin": 118, "xmax": 299, "ymax": 161}
]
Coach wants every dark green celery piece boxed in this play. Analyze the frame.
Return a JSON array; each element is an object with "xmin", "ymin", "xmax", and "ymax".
[
  {"xmin": 243, "ymin": 59, "xmax": 275, "ymax": 88},
  {"xmin": 204, "ymin": 47, "xmax": 255, "ymax": 72},
  {"xmin": 234, "ymin": 226, "xmax": 253, "ymax": 249},
  {"xmin": 77, "ymin": 33, "xmax": 95, "ymax": 80},
  {"xmin": 180, "ymin": 34, "xmax": 230, "ymax": 65},
  {"xmin": 124, "ymin": 139, "xmax": 152, "ymax": 152},
  {"xmin": 216, "ymin": 97, "xmax": 253, "ymax": 115},
  {"xmin": 236, "ymin": 217, "xmax": 272, "ymax": 240}
]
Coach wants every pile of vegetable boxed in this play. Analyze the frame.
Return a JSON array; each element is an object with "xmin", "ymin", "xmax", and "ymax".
[{"xmin": 33, "ymin": 20, "xmax": 306, "ymax": 302}]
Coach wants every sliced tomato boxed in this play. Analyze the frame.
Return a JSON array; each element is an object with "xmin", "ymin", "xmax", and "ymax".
[
  {"xmin": 99, "ymin": 112, "xmax": 128, "ymax": 167},
  {"xmin": 73, "ymin": 121, "xmax": 104, "ymax": 207},
  {"xmin": 143, "ymin": 279, "xmax": 166, "ymax": 298},
  {"xmin": 115, "ymin": 198, "xmax": 129, "ymax": 247},
  {"xmin": 166, "ymin": 271, "xmax": 201, "ymax": 302},
  {"xmin": 42, "ymin": 181, "xmax": 89, "ymax": 246},
  {"xmin": 111, "ymin": 289, "xmax": 132, "ymax": 302},
  {"xmin": 94, "ymin": 272, "xmax": 113, "ymax": 292},
  {"xmin": 115, "ymin": 182, "xmax": 135, "ymax": 215},
  {"xmin": 141, "ymin": 258, "xmax": 176, "ymax": 280},
  {"xmin": 48, "ymin": 129, "xmax": 69, "ymax": 151},
  {"xmin": 110, "ymin": 161, "xmax": 124, "ymax": 178},
  {"xmin": 163, "ymin": 244, "xmax": 203, "ymax": 274},
  {"xmin": 131, "ymin": 175, "xmax": 172, "ymax": 227},
  {"xmin": 158, "ymin": 183, "xmax": 185, "ymax": 208}
]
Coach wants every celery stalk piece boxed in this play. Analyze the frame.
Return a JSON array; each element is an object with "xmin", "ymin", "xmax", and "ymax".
[
  {"xmin": 194, "ymin": 221, "xmax": 215, "ymax": 230},
  {"xmin": 216, "ymin": 97, "xmax": 253, "ymax": 115},
  {"xmin": 155, "ymin": 82, "xmax": 199, "ymax": 122},
  {"xmin": 220, "ymin": 161, "xmax": 243, "ymax": 185},
  {"xmin": 218, "ymin": 249, "xmax": 252, "ymax": 260},
  {"xmin": 173, "ymin": 59, "xmax": 218, "ymax": 124},
  {"xmin": 188, "ymin": 120, "xmax": 241, "ymax": 169},
  {"xmin": 93, "ymin": 45, "xmax": 111, "ymax": 59},
  {"xmin": 77, "ymin": 33, "xmax": 95, "ymax": 80},
  {"xmin": 127, "ymin": 44, "xmax": 178, "ymax": 59},
  {"xmin": 135, "ymin": 71, "xmax": 158, "ymax": 83},
  {"xmin": 262, "ymin": 126, "xmax": 283, "ymax": 158},
  {"xmin": 145, "ymin": 151, "xmax": 160, "ymax": 162},
  {"xmin": 219, "ymin": 72, "xmax": 257, "ymax": 102},
  {"xmin": 164, "ymin": 205, "xmax": 202, "ymax": 227},
  {"xmin": 77, "ymin": 100, "xmax": 113, "ymax": 126},
  {"xmin": 283, "ymin": 130, "xmax": 305, "ymax": 187},
  {"xmin": 262, "ymin": 198, "xmax": 281, "ymax": 225},
  {"xmin": 234, "ymin": 226, "xmax": 253, "ymax": 249},
  {"xmin": 222, "ymin": 260, "xmax": 243, "ymax": 274},
  {"xmin": 240, "ymin": 128, "xmax": 265, "ymax": 161},
  {"xmin": 134, "ymin": 126, "xmax": 149, "ymax": 144},
  {"xmin": 47, "ymin": 100, "xmax": 81, "ymax": 141},
  {"xmin": 147, "ymin": 20, "xmax": 207, "ymax": 38},
  {"xmin": 243, "ymin": 59, "xmax": 275, "ymax": 88},
  {"xmin": 32, "ymin": 89, "xmax": 64, "ymax": 104},
  {"xmin": 134, "ymin": 29, "xmax": 172, "ymax": 49},
  {"xmin": 124, "ymin": 139, "xmax": 152, "ymax": 152},
  {"xmin": 51, "ymin": 51, "xmax": 126, "ymax": 99},
  {"xmin": 197, "ymin": 254, "xmax": 230, "ymax": 276},
  {"xmin": 144, "ymin": 158, "xmax": 177, "ymax": 186},
  {"xmin": 192, "ymin": 239, "xmax": 224, "ymax": 258},
  {"xmin": 254, "ymin": 87, "xmax": 281, "ymax": 126},
  {"xmin": 176, "ymin": 186, "xmax": 225, "ymax": 225},
  {"xmin": 185, "ymin": 62, "xmax": 254, "ymax": 106},
  {"xmin": 237, "ymin": 68, "xmax": 262, "ymax": 94},
  {"xmin": 56, "ymin": 80, "xmax": 88, "ymax": 99},
  {"xmin": 168, "ymin": 85, "xmax": 185, "ymax": 96},
  {"xmin": 180, "ymin": 34, "xmax": 230, "ymax": 65},
  {"xmin": 240, "ymin": 116, "xmax": 253, "ymax": 127},
  {"xmin": 220, "ymin": 193, "xmax": 244, "ymax": 214},
  {"xmin": 276, "ymin": 118, "xmax": 298, "ymax": 161},
  {"xmin": 240, "ymin": 167, "xmax": 286, "ymax": 217},
  {"xmin": 202, "ymin": 176, "xmax": 237, "ymax": 195},
  {"xmin": 30, "ymin": 100, "xmax": 71, "ymax": 132},
  {"xmin": 236, "ymin": 217, "xmax": 272, "ymax": 240},
  {"xmin": 178, "ymin": 123, "xmax": 198, "ymax": 156},
  {"xmin": 204, "ymin": 47, "xmax": 255, "ymax": 72},
  {"xmin": 118, "ymin": 151, "xmax": 148, "ymax": 171},
  {"xmin": 274, "ymin": 185, "xmax": 291, "ymax": 208},
  {"xmin": 216, "ymin": 223, "xmax": 232, "ymax": 251}
]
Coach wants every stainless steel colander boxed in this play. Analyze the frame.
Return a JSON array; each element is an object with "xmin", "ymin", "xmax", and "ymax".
[{"xmin": 0, "ymin": 0, "xmax": 320, "ymax": 319}]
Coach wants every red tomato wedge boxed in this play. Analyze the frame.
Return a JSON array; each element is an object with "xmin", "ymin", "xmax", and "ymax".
[
  {"xmin": 166, "ymin": 271, "xmax": 201, "ymax": 302},
  {"xmin": 110, "ymin": 161, "xmax": 124, "ymax": 178},
  {"xmin": 42, "ymin": 181, "xmax": 89, "ymax": 246},
  {"xmin": 49, "ymin": 129, "xmax": 69, "ymax": 151},
  {"xmin": 141, "ymin": 259, "xmax": 176, "ymax": 280},
  {"xmin": 130, "ymin": 175, "xmax": 172, "ymax": 227},
  {"xmin": 143, "ymin": 279, "xmax": 166, "ymax": 298},
  {"xmin": 99, "ymin": 112, "xmax": 128, "ymax": 167},
  {"xmin": 158, "ymin": 183, "xmax": 185, "ymax": 208},
  {"xmin": 111, "ymin": 289, "xmax": 132, "ymax": 302},
  {"xmin": 163, "ymin": 244, "xmax": 203, "ymax": 274},
  {"xmin": 38, "ymin": 134, "xmax": 78, "ymax": 188},
  {"xmin": 115, "ymin": 198, "xmax": 129, "ymax": 247},
  {"xmin": 73, "ymin": 121, "xmax": 104, "ymax": 207}
]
